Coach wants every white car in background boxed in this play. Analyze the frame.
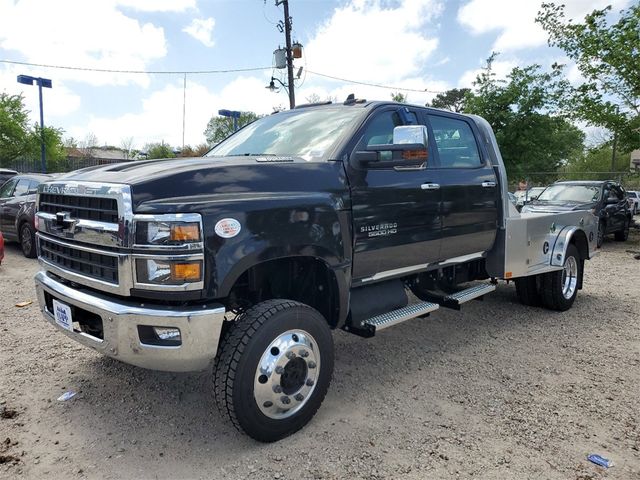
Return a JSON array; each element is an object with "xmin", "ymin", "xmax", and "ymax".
[{"xmin": 627, "ymin": 191, "xmax": 639, "ymax": 215}]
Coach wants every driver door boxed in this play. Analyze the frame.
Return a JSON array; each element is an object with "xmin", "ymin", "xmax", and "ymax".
[{"xmin": 346, "ymin": 107, "xmax": 442, "ymax": 282}]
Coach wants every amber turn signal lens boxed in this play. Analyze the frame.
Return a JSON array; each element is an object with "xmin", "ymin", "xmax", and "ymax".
[
  {"xmin": 402, "ymin": 149, "xmax": 428, "ymax": 160},
  {"xmin": 170, "ymin": 262, "xmax": 202, "ymax": 282},
  {"xmin": 170, "ymin": 223, "xmax": 200, "ymax": 242}
]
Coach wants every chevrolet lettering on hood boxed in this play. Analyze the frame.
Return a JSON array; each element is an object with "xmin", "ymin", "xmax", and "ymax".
[{"xmin": 41, "ymin": 184, "xmax": 102, "ymax": 196}]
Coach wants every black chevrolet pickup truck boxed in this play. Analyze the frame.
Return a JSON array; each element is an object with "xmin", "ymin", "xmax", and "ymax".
[{"xmin": 34, "ymin": 99, "xmax": 598, "ymax": 441}]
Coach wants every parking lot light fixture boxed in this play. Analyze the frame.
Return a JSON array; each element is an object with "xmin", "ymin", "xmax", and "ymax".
[
  {"xmin": 218, "ymin": 109, "xmax": 242, "ymax": 132},
  {"xmin": 17, "ymin": 74, "xmax": 52, "ymax": 173}
]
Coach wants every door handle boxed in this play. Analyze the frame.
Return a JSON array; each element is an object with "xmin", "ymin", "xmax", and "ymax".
[
  {"xmin": 421, "ymin": 183, "xmax": 440, "ymax": 190},
  {"xmin": 481, "ymin": 181, "xmax": 496, "ymax": 188}
]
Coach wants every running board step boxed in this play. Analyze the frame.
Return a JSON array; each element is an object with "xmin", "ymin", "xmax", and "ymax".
[
  {"xmin": 345, "ymin": 301, "xmax": 439, "ymax": 338},
  {"xmin": 427, "ymin": 283, "xmax": 496, "ymax": 310}
]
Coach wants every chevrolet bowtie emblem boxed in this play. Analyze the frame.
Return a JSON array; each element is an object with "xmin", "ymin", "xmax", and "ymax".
[{"xmin": 55, "ymin": 211, "xmax": 76, "ymax": 230}]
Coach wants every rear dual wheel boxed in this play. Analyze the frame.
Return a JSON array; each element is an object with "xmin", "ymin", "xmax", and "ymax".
[
  {"xmin": 213, "ymin": 299, "xmax": 334, "ymax": 442},
  {"xmin": 515, "ymin": 244, "xmax": 581, "ymax": 312},
  {"xmin": 540, "ymin": 244, "xmax": 580, "ymax": 312}
]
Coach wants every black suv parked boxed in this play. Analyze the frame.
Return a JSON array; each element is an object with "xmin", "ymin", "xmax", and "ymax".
[{"xmin": 523, "ymin": 180, "xmax": 631, "ymax": 247}]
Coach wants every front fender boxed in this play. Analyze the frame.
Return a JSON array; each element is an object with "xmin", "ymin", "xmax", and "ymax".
[
  {"xmin": 202, "ymin": 195, "xmax": 353, "ymax": 300},
  {"xmin": 15, "ymin": 201, "xmax": 35, "ymax": 231}
]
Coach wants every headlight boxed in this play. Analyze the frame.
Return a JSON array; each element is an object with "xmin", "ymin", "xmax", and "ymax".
[
  {"xmin": 136, "ymin": 259, "xmax": 203, "ymax": 285},
  {"xmin": 135, "ymin": 219, "xmax": 201, "ymax": 246}
]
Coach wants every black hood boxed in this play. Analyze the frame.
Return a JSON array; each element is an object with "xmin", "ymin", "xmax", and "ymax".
[{"xmin": 58, "ymin": 156, "xmax": 349, "ymax": 212}]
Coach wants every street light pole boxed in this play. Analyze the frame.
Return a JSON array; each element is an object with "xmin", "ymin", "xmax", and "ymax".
[
  {"xmin": 17, "ymin": 75, "xmax": 52, "ymax": 173},
  {"xmin": 38, "ymin": 80, "xmax": 46, "ymax": 173}
]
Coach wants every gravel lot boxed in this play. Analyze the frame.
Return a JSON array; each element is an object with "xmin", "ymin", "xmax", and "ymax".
[{"xmin": 1, "ymin": 225, "xmax": 639, "ymax": 480}]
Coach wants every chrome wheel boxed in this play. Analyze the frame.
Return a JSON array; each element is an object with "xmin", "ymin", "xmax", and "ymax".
[
  {"xmin": 561, "ymin": 256, "xmax": 578, "ymax": 300},
  {"xmin": 254, "ymin": 329, "xmax": 320, "ymax": 420}
]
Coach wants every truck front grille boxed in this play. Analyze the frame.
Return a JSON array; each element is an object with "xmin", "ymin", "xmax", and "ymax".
[
  {"xmin": 39, "ymin": 237, "xmax": 119, "ymax": 284},
  {"xmin": 39, "ymin": 193, "xmax": 118, "ymax": 223}
]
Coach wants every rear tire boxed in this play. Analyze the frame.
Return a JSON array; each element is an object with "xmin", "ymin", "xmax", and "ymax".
[
  {"xmin": 540, "ymin": 244, "xmax": 581, "ymax": 312},
  {"xmin": 614, "ymin": 218, "xmax": 629, "ymax": 241},
  {"xmin": 515, "ymin": 275, "xmax": 541, "ymax": 306},
  {"xmin": 19, "ymin": 223, "xmax": 37, "ymax": 258},
  {"xmin": 213, "ymin": 299, "xmax": 334, "ymax": 442}
]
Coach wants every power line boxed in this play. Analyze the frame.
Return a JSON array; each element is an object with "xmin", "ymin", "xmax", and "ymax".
[
  {"xmin": 1, "ymin": 58, "xmax": 446, "ymax": 95},
  {"xmin": 305, "ymin": 69, "xmax": 445, "ymax": 94},
  {"xmin": 0, "ymin": 59, "xmax": 273, "ymax": 75}
]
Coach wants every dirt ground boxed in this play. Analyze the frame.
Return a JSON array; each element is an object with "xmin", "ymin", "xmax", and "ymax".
[{"xmin": 1, "ymin": 226, "xmax": 639, "ymax": 480}]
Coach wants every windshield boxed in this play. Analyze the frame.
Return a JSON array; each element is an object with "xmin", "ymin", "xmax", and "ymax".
[
  {"xmin": 514, "ymin": 187, "xmax": 545, "ymax": 200},
  {"xmin": 537, "ymin": 184, "xmax": 601, "ymax": 203},
  {"xmin": 206, "ymin": 108, "xmax": 363, "ymax": 161}
]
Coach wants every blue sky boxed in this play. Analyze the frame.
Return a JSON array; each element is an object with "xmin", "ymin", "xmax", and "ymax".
[{"xmin": 0, "ymin": 0, "xmax": 630, "ymax": 150}]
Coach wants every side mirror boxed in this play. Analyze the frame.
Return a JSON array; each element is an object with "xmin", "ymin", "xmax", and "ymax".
[
  {"xmin": 606, "ymin": 197, "xmax": 618, "ymax": 205},
  {"xmin": 352, "ymin": 125, "xmax": 429, "ymax": 169},
  {"xmin": 392, "ymin": 125, "xmax": 428, "ymax": 147}
]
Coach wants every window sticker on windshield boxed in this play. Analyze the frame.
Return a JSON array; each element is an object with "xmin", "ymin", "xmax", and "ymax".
[{"xmin": 302, "ymin": 150, "xmax": 324, "ymax": 161}]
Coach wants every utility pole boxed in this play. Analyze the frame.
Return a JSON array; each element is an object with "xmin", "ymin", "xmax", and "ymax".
[{"xmin": 276, "ymin": 0, "xmax": 295, "ymax": 109}]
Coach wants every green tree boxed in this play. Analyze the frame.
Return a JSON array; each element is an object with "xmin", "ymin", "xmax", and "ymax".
[
  {"xmin": 179, "ymin": 143, "xmax": 210, "ymax": 157},
  {"xmin": 391, "ymin": 92, "xmax": 408, "ymax": 103},
  {"xmin": 465, "ymin": 55, "xmax": 584, "ymax": 180},
  {"xmin": 426, "ymin": 88, "xmax": 470, "ymax": 112},
  {"xmin": 537, "ymin": 3, "xmax": 640, "ymax": 152},
  {"xmin": 204, "ymin": 111, "xmax": 261, "ymax": 145},
  {"xmin": 0, "ymin": 93, "xmax": 67, "ymax": 171},
  {"xmin": 25, "ymin": 125, "xmax": 67, "ymax": 171},
  {"xmin": 145, "ymin": 141, "xmax": 176, "ymax": 159},
  {"xmin": 564, "ymin": 144, "xmax": 621, "ymax": 180},
  {"xmin": 0, "ymin": 93, "xmax": 31, "ymax": 164}
]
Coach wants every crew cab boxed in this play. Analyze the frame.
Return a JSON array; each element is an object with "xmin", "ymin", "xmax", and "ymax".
[{"xmin": 34, "ymin": 99, "xmax": 598, "ymax": 442}]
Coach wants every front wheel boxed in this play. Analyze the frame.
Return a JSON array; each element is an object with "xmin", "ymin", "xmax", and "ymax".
[
  {"xmin": 20, "ymin": 223, "xmax": 37, "ymax": 258},
  {"xmin": 213, "ymin": 299, "xmax": 334, "ymax": 442},
  {"xmin": 540, "ymin": 244, "xmax": 581, "ymax": 312}
]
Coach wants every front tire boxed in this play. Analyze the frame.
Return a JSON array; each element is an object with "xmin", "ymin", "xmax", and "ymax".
[
  {"xmin": 20, "ymin": 223, "xmax": 37, "ymax": 258},
  {"xmin": 614, "ymin": 218, "xmax": 629, "ymax": 241},
  {"xmin": 540, "ymin": 244, "xmax": 581, "ymax": 311},
  {"xmin": 213, "ymin": 299, "xmax": 334, "ymax": 442}
]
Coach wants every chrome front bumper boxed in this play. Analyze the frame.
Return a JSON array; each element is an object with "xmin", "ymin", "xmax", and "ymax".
[{"xmin": 35, "ymin": 271, "xmax": 226, "ymax": 372}]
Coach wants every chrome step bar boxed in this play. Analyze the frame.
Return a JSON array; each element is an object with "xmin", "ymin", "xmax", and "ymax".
[
  {"xmin": 363, "ymin": 301, "xmax": 439, "ymax": 332},
  {"xmin": 429, "ymin": 283, "xmax": 496, "ymax": 310}
]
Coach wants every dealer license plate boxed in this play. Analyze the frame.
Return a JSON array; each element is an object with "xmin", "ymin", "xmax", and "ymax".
[{"xmin": 53, "ymin": 299, "xmax": 73, "ymax": 332}]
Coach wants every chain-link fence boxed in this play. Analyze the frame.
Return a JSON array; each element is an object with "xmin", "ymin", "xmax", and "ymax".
[{"xmin": 5, "ymin": 156, "xmax": 126, "ymax": 174}]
